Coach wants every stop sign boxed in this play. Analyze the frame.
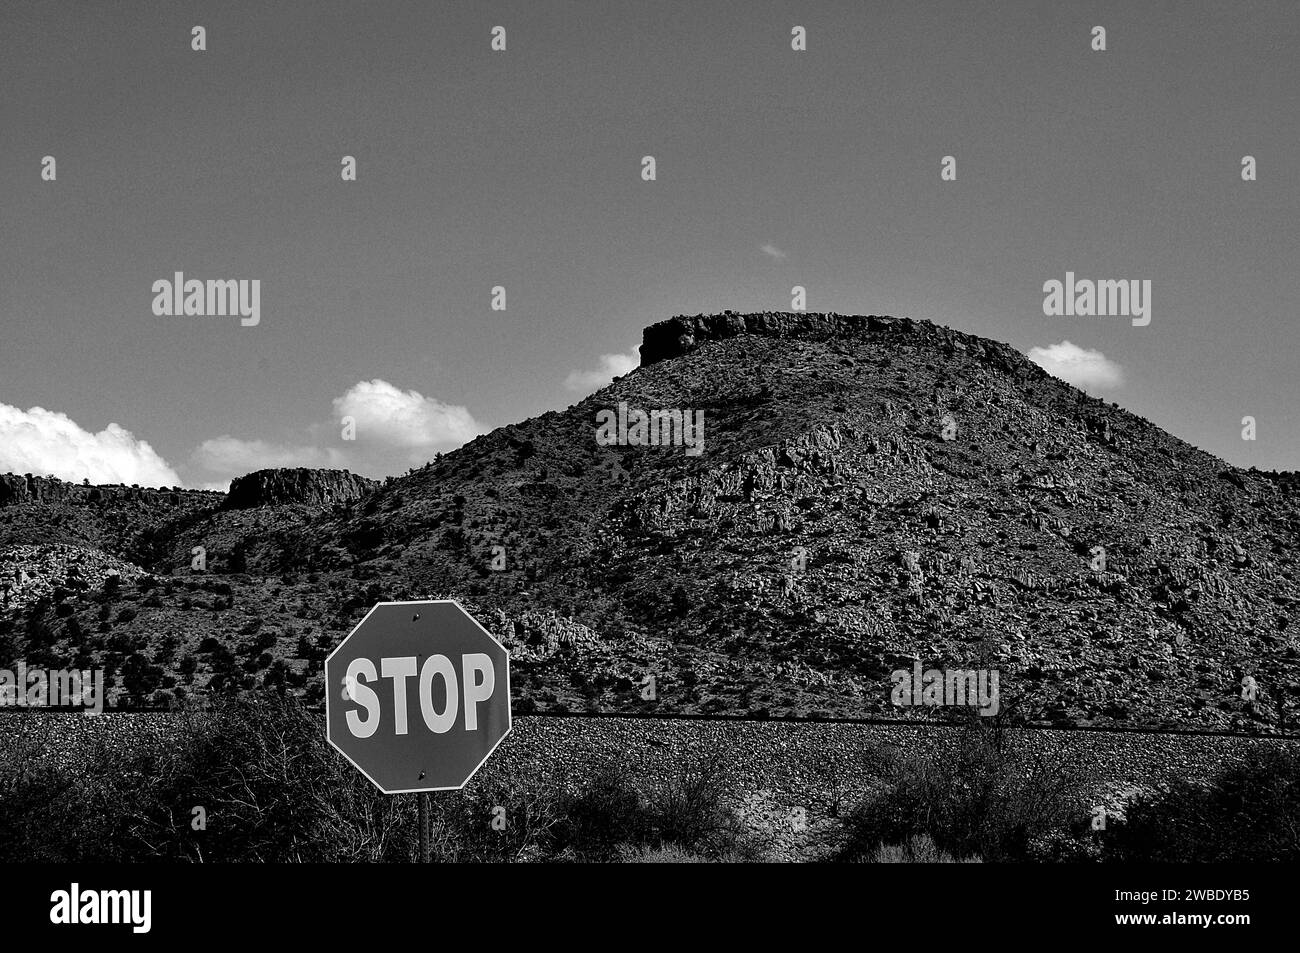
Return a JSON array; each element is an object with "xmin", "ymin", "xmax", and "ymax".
[{"xmin": 325, "ymin": 600, "xmax": 512, "ymax": 793}]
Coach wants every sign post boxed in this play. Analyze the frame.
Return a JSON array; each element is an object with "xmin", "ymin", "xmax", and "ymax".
[
  {"xmin": 418, "ymin": 791, "xmax": 431, "ymax": 863},
  {"xmin": 325, "ymin": 600, "xmax": 512, "ymax": 860}
]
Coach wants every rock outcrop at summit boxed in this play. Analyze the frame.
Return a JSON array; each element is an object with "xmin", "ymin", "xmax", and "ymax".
[
  {"xmin": 638, "ymin": 311, "xmax": 1027, "ymax": 375},
  {"xmin": 222, "ymin": 468, "xmax": 377, "ymax": 509}
]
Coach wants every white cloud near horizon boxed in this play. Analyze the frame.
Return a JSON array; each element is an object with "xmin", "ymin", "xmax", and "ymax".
[
  {"xmin": 331, "ymin": 379, "xmax": 482, "ymax": 455},
  {"xmin": 760, "ymin": 243, "xmax": 788, "ymax": 260},
  {"xmin": 188, "ymin": 378, "xmax": 483, "ymax": 484},
  {"xmin": 1027, "ymin": 340, "xmax": 1124, "ymax": 390},
  {"xmin": 0, "ymin": 401, "xmax": 183, "ymax": 487},
  {"xmin": 564, "ymin": 351, "xmax": 638, "ymax": 392}
]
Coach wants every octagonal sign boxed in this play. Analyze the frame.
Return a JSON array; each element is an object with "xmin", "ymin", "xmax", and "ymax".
[{"xmin": 325, "ymin": 600, "xmax": 511, "ymax": 793}]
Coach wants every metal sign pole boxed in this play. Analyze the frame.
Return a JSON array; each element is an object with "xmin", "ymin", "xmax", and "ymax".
[{"xmin": 418, "ymin": 791, "xmax": 431, "ymax": 863}]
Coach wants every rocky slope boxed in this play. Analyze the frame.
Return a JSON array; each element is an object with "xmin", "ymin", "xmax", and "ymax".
[{"xmin": 2, "ymin": 312, "xmax": 1297, "ymax": 731}]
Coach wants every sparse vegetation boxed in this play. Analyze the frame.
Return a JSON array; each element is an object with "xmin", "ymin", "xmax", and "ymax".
[
  {"xmin": 1, "ymin": 701, "xmax": 1287, "ymax": 862},
  {"xmin": 0, "ymin": 699, "xmax": 754, "ymax": 863},
  {"xmin": 1096, "ymin": 749, "xmax": 1300, "ymax": 862},
  {"xmin": 838, "ymin": 715, "xmax": 1093, "ymax": 862}
]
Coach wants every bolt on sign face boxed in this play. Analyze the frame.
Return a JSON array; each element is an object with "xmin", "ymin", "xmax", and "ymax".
[{"xmin": 325, "ymin": 600, "xmax": 512, "ymax": 793}]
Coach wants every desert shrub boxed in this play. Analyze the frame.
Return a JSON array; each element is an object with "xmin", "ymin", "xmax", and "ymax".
[
  {"xmin": 1098, "ymin": 749, "xmax": 1300, "ymax": 862},
  {"xmin": 23, "ymin": 615, "xmax": 58, "ymax": 649},
  {"xmin": 553, "ymin": 759, "xmax": 647, "ymax": 859},
  {"xmin": 106, "ymin": 633, "xmax": 134, "ymax": 654},
  {"xmin": 644, "ymin": 756, "xmax": 746, "ymax": 857},
  {"xmin": 0, "ymin": 707, "xmax": 754, "ymax": 863},
  {"xmin": 838, "ymin": 716, "xmax": 1090, "ymax": 862},
  {"xmin": 262, "ymin": 660, "xmax": 288, "ymax": 691},
  {"xmin": 120, "ymin": 652, "xmax": 164, "ymax": 700},
  {"xmin": 425, "ymin": 779, "xmax": 562, "ymax": 863},
  {"xmin": 0, "ymin": 698, "xmax": 409, "ymax": 862},
  {"xmin": 616, "ymin": 843, "xmax": 721, "ymax": 863},
  {"xmin": 153, "ymin": 635, "xmax": 179, "ymax": 665},
  {"xmin": 863, "ymin": 834, "xmax": 982, "ymax": 863}
]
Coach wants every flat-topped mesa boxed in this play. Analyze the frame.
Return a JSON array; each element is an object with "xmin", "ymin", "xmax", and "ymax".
[
  {"xmin": 222, "ymin": 467, "xmax": 377, "ymax": 509},
  {"xmin": 0, "ymin": 473, "xmax": 217, "ymax": 508},
  {"xmin": 638, "ymin": 311, "xmax": 1029, "ymax": 374}
]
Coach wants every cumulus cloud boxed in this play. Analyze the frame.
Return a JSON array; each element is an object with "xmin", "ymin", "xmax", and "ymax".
[
  {"xmin": 332, "ymin": 379, "xmax": 482, "ymax": 455},
  {"xmin": 564, "ymin": 351, "xmax": 638, "ymax": 392},
  {"xmin": 191, "ymin": 436, "xmax": 346, "ymax": 475},
  {"xmin": 0, "ymin": 401, "xmax": 182, "ymax": 487},
  {"xmin": 1027, "ymin": 340, "xmax": 1124, "ymax": 390},
  {"xmin": 760, "ymin": 243, "xmax": 788, "ymax": 260},
  {"xmin": 184, "ymin": 378, "xmax": 482, "ymax": 485}
]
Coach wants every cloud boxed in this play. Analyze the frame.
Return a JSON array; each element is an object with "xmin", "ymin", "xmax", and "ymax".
[
  {"xmin": 331, "ymin": 379, "xmax": 482, "ymax": 455},
  {"xmin": 760, "ymin": 243, "xmax": 788, "ymax": 260},
  {"xmin": 191, "ymin": 436, "xmax": 346, "ymax": 475},
  {"xmin": 185, "ymin": 378, "xmax": 483, "ymax": 485},
  {"xmin": 1027, "ymin": 341, "xmax": 1124, "ymax": 390},
  {"xmin": 0, "ymin": 401, "xmax": 182, "ymax": 487},
  {"xmin": 564, "ymin": 352, "xmax": 638, "ymax": 392}
]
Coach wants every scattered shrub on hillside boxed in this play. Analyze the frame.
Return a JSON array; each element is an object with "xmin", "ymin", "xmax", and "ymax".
[
  {"xmin": 153, "ymin": 635, "xmax": 180, "ymax": 666},
  {"xmin": 262, "ymin": 660, "xmax": 289, "ymax": 691},
  {"xmin": 121, "ymin": 652, "xmax": 165, "ymax": 702}
]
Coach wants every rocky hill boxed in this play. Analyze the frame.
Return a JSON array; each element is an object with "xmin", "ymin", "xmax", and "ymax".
[
  {"xmin": 0, "ymin": 473, "xmax": 223, "ymax": 554},
  {"xmin": 2, "ymin": 312, "xmax": 1297, "ymax": 732},
  {"xmin": 223, "ymin": 468, "xmax": 376, "ymax": 509}
]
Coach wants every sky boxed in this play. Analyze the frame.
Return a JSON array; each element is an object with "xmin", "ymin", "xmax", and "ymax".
[{"xmin": 1, "ymin": 0, "xmax": 1297, "ymax": 488}]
